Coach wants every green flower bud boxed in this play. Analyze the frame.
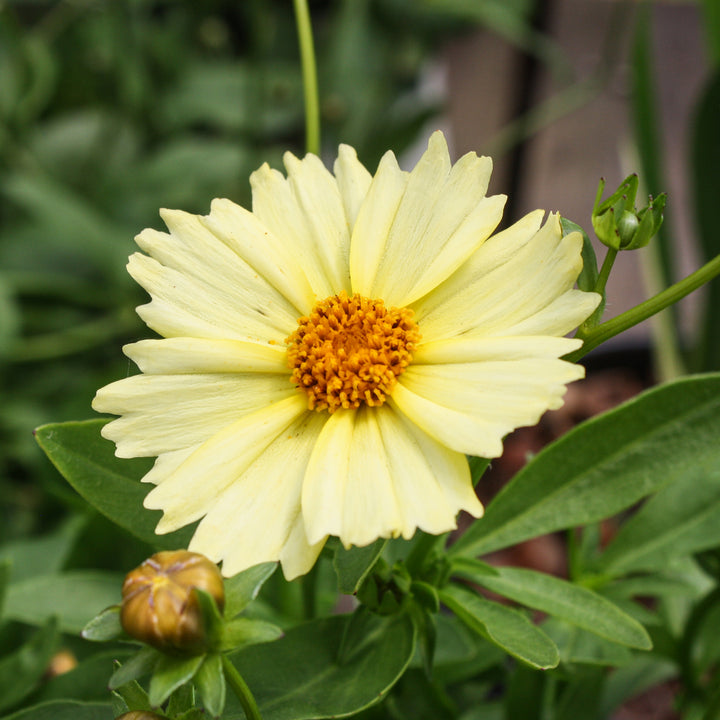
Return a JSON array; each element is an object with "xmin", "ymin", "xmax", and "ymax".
[
  {"xmin": 120, "ymin": 550, "xmax": 225, "ymax": 655},
  {"xmin": 592, "ymin": 174, "xmax": 666, "ymax": 250}
]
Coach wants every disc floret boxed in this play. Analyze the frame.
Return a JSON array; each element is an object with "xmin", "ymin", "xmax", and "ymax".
[{"xmin": 287, "ymin": 291, "xmax": 421, "ymax": 413}]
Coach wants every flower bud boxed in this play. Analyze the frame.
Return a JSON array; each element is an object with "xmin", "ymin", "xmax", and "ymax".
[
  {"xmin": 116, "ymin": 713, "xmax": 168, "ymax": 720},
  {"xmin": 120, "ymin": 550, "xmax": 225, "ymax": 655},
  {"xmin": 592, "ymin": 174, "xmax": 666, "ymax": 251}
]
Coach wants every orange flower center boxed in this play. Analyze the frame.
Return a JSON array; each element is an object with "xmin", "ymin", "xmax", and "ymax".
[{"xmin": 286, "ymin": 291, "xmax": 421, "ymax": 413}]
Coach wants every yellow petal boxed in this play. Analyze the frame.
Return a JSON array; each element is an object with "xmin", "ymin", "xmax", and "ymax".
[
  {"xmin": 414, "ymin": 335, "xmax": 582, "ymax": 365},
  {"xmin": 375, "ymin": 406, "xmax": 482, "ymax": 538},
  {"xmin": 202, "ymin": 198, "xmax": 316, "ymax": 315},
  {"xmin": 128, "ymin": 253, "xmax": 291, "ymax": 344},
  {"xmin": 414, "ymin": 213, "xmax": 597, "ymax": 343},
  {"xmin": 302, "ymin": 408, "xmax": 403, "ymax": 548},
  {"xmin": 124, "ymin": 338, "xmax": 288, "ymax": 375},
  {"xmin": 333, "ymin": 144, "xmax": 372, "ymax": 231},
  {"xmin": 142, "ymin": 448, "xmax": 196, "ymax": 486},
  {"xmin": 278, "ymin": 517, "xmax": 327, "ymax": 581},
  {"xmin": 393, "ymin": 358, "xmax": 585, "ymax": 457},
  {"xmin": 137, "ymin": 210, "xmax": 299, "ymax": 336},
  {"xmin": 145, "ymin": 394, "xmax": 307, "ymax": 532},
  {"xmin": 390, "ymin": 383, "xmax": 507, "ymax": 458},
  {"xmin": 356, "ymin": 131, "xmax": 504, "ymax": 307},
  {"xmin": 284, "ymin": 151, "xmax": 352, "ymax": 293},
  {"xmin": 187, "ymin": 411, "xmax": 327, "ymax": 578},
  {"xmin": 349, "ymin": 150, "xmax": 408, "ymax": 296},
  {"xmin": 501, "ymin": 289, "xmax": 601, "ymax": 337},
  {"xmin": 94, "ymin": 373, "xmax": 296, "ymax": 457}
]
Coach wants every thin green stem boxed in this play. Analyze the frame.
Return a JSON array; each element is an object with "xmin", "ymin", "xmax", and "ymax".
[
  {"xmin": 292, "ymin": 0, "xmax": 320, "ymax": 155},
  {"xmin": 566, "ymin": 253, "xmax": 720, "ymax": 362},
  {"xmin": 594, "ymin": 246, "xmax": 618, "ymax": 299},
  {"xmin": 576, "ymin": 246, "xmax": 617, "ymax": 338},
  {"xmin": 222, "ymin": 654, "xmax": 263, "ymax": 720}
]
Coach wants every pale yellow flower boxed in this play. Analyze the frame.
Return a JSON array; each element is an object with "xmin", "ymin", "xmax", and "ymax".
[{"xmin": 93, "ymin": 132, "xmax": 600, "ymax": 580}]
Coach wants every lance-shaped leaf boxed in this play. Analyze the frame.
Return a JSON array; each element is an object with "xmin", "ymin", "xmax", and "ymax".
[
  {"xmin": 465, "ymin": 566, "xmax": 651, "ymax": 649},
  {"xmin": 451, "ymin": 374, "xmax": 720, "ymax": 558},
  {"xmin": 5, "ymin": 571, "xmax": 123, "ymax": 633},
  {"xmin": 597, "ymin": 452, "xmax": 720, "ymax": 575},
  {"xmin": 1, "ymin": 701, "xmax": 114, "ymax": 720},
  {"xmin": 439, "ymin": 585, "xmax": 559, "ymax": 669},
  {"xmin": 35, "ymin": 419, "xmax": 194, "ymax": 549}
]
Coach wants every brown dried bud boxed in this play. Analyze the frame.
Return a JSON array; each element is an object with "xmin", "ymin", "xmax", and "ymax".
[{"xmin": 120, "ymin": 550, "xmax": 225, "ymax": 654}]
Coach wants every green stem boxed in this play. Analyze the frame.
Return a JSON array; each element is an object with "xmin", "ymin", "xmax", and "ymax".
[
  {"xmin": 293, "ymin": 0, "xmax": 320, "ymax": 155},
  {"xmin": 222, "ymin": 654, "xmax": 263, "ymax": 720},
  {"xmin": 576, "ymin": 246, "xmax": 617, "ymax": 337},
  {"xmin": 594, "ymin": 246, "xmax": 618, "ymax": 299},
  {"xmin": 566, "ymin": 253, "xmax": 720, "ymax": 362}
]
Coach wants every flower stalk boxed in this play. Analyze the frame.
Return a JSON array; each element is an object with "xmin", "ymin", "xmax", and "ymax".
[
  {"xmin": 222, "ymin": 654, "xmax": 263, "ymax": 720},
  {"xmin": 293, "ymin": 0, "xmax": 320, "ymax": 155},
  {"xmin": 568, "ymin": 253, "xmax": 720, "ymax": 361}
]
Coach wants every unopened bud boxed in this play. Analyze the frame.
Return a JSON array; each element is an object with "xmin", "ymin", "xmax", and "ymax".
[
  {"xmin": 44, "ymin": 649, "xmax": 77, "ymax": 678},
  {"xmin": 116, "ymin": 713, "xmax": 168, "ymax": 720},
  {"xmin": 121, "ymin": 550, "xmax": 225, "ymax": 655},
  {"xmin": 592, "ymin": 174, "xmax": 666, "ymax": 251}
]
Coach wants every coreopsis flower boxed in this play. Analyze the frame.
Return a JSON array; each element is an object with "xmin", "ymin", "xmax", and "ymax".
[{"xmin": 94, "ymin": 132, "xmax": 600, "ymax": 580}]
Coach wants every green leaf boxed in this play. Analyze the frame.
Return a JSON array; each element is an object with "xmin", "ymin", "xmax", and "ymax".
[
  {"xmin": 81, "ymin": 605, "xmax": 123, "ymax": 642},
  {"xmin": 0, "ymin": 617, "xmax": 59, "ymax": 712},
  {"xmin": 224, "ymin": 562, "xmax": 277, "ymax": 618},
  {"xmin": 109, "ymin": 647, "xmax": 159, "ymax": 690},
  {"xmin": 220, "ymin": 617, "xmax": 283, "ymax": 652},
  {"xmin": 542, "ymin": 618, "xmax": 633, "ymax": 667},
  {"xmin": 194, "ymin": 589, "xmax": 224, "ymax": 649},
  {"xmin": 111, "ymin": 677, "xmax": 153, "ymax": 712},
  {"xmin": 504, "ymin": 663, "xmax": 545, "ymax": 720},
  {"xmin": 691, "ymin": 68, "xmax": 720, "ymax": 371},
  {"xmin": 700, "ymin": 0, "xmax": 720, "ymax": 68},
  {"xmin": 468, "ymin": 566, "xmax": 651, "ymax": 649},
  {"xmin": 195, "ymin": 654, "xmax": 226, "ymax": 718},
  {"xmin": 33, "ymin": 650, "xmax": 135, "ymax": 704},
  {"xmin": 407, "ymin": 601, "xmax": 436, "ymax": 677},
  {"xmin": 449, "ymin": 557, "xmax": 499, "ymax": 580},
  {"xmin": 149, "ymin": 654, "xmax": 205, "ymax": 708},
  {"xmin": 468, "ymin": 456, "xmax": 491, "ymax": 487},
  {"xmin": 0, "ymin": 559, "xmax": 10, "ymax": 619},
  {"xmin": 451, "ymin": 374, "xmax": 720, "ymax": 558},
  {"xmin": 439, "ymin": 585, "xmax": 559, "ymax": 669},
  {"xmin": 0, "ymin": 517, "xmax": 85, "ymax": 584},
  {"xmin": 229, "ymin": 613, "xmax": 416, "ymax": 720},
  {"xmin": 597, "ymin": 454, "xmax": 720, "ymax": 575},
  {"xmin": 333, "ymin": 539, "xmax": 386, "ymax": 594},
  {"xmin": 34, "ymin": 420, "xmax": 194, "ymax": 549},
  {"xmin": 0, "ymin": 701, "xmax": 113, "ymax": 720},
  {"xmin": 430, "ymin": 613, "xmax": 505, "ymax": 684},
  {"xmin": 554, "ymin": 669, "xmax": 605, "ymax": 720},
  {"xmin": 166, "ymin": 681, "xmax": 196, "ymax": 716},
  {"xmin": 5, "ymin": 571, "xmax": 123, "ymax": 633}
]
